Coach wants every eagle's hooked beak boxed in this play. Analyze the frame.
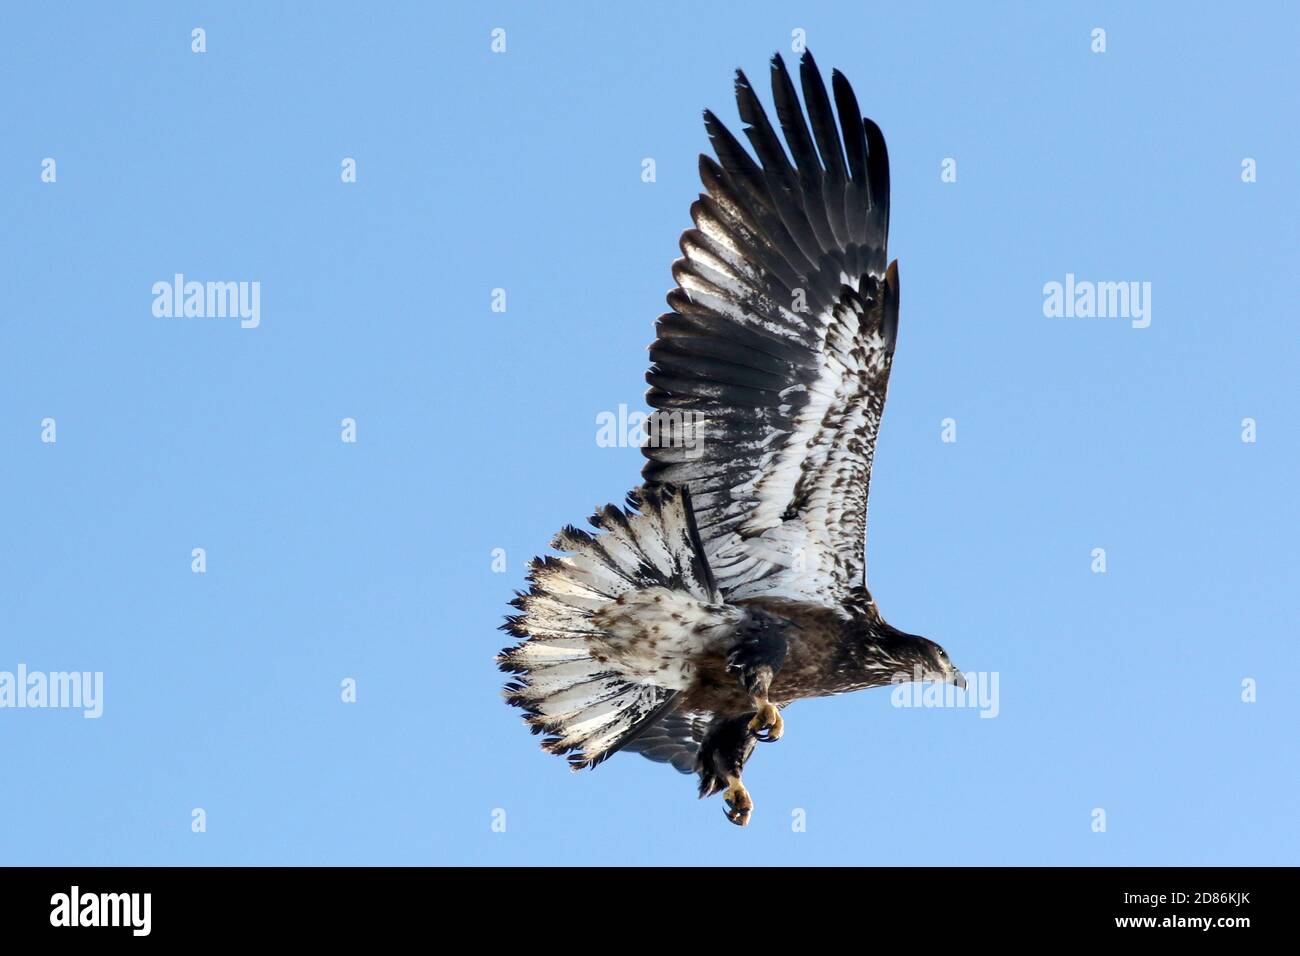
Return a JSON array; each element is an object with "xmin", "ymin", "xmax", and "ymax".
[{"xmin": 952, "ymin": 670, "xmax": 967, "ymax": 691}]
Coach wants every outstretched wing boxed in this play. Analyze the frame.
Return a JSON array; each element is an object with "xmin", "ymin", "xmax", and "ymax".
[{"xmin": 642, "ymin": 51, "xmax": 899, "ymax": 617}]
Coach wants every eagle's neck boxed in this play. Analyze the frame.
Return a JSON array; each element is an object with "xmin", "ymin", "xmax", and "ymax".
[{"xmin": 834, "ymin": 618, "xmax": 932, "ymax": 690}]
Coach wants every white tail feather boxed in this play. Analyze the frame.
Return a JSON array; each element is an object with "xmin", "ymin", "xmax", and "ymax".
[{"xmin": 498, "ymin": 484, "xmax": 726, "ymax": 770}]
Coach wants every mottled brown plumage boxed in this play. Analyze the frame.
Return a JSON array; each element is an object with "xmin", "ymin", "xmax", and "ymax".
[{"xmin": 498, "ymin": 52, "xmax": 964, "ymax": 826}]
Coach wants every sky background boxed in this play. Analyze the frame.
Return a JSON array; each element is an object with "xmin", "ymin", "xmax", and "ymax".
[{"xmin": 2, "ymin": 2, "xmax": 1297, "ymax": 866}]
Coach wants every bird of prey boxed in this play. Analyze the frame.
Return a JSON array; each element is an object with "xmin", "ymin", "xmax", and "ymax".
[{"xmin": 498, "ymin": 51, "xmax": 964, "ymax": 826}]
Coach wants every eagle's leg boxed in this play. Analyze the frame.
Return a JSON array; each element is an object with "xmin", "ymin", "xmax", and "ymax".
[
  {"xmin": 697, "ymin": 713, "xmax": 759, "ymax": 826},
  {"xmin": 725, "ymin": 613, "xmax": 789, "ymax": 743}
]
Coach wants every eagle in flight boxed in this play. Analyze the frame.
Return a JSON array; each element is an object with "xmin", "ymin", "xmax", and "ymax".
[{"xmin": 499, "ymin": 52, "xmax": 963, "ymax": 826}]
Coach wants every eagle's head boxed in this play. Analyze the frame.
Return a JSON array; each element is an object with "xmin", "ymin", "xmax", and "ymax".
[
  {"xmin": 915, "ymin": 637, "xmax": 966, "ymax": 690},
  {"xmin": 875, "ymin": 625, "xmax": 966, "ymax": 689}
]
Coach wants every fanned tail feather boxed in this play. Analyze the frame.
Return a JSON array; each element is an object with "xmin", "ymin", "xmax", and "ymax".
[{"xmin": 498, "ymin": 483, "xmax": 721, "ymax": 770}]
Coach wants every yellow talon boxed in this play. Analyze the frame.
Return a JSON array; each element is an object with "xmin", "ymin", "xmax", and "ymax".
[
  {"xmin": 748, "ymin": 701, "xmax": 784, "ymax": 742},
  {"xmin": 723, "ymin": 778, "xmax": 753, "ymax": 826}
]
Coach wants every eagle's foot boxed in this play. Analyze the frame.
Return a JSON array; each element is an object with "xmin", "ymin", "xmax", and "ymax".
[
  {"xmin": 747, "ymin": 700, "xmax": 784, "ymax": 743},
  {"xmin": 722, "ymin": 777, "xmax": 753, "ymax": 827},
  {"xmin": 698, "ymin": 713, "xmax": 758, "ymax": 825}
]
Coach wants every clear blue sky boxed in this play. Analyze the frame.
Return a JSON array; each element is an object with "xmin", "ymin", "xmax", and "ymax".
[{"xmin": 2, "ymin": 3, "xmax": 1296, "ymax": 866}]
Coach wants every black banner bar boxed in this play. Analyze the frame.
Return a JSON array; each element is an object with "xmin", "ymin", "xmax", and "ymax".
[{"xmin": 0, "ymin": 866, "xmax": 1278, "ymax": 941}]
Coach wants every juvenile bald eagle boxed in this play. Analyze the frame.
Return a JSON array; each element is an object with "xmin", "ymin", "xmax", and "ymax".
[{"xmin": 499, "ymin": 52, "xmax": 963, "ymax": 826}]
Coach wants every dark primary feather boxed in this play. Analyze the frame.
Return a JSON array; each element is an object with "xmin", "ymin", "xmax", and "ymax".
[
  {"xmin": 618, "ymin": 708, "xmax": 715, "ymax": 774},
  {"xmin": 642, "ymin": 50, "xmax": 898, "ymax": 617}
]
